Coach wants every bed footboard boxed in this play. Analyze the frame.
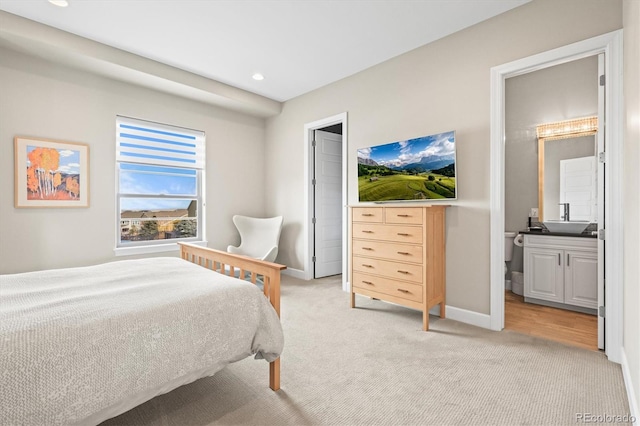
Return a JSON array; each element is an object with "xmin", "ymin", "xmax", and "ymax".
[{"xmin": 178, "ymin": 242, "xmax": 286, "ymax": 391}]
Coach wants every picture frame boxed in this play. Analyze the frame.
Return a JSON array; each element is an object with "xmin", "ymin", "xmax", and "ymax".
[{"xmin": 14, "ymin": 136, "xmax": 90, "ymax": 208}]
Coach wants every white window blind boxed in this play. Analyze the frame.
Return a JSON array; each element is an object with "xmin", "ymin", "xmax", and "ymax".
[{"xmin": 116, "ymin": 116, "xmax": 205, "ymax": 169}]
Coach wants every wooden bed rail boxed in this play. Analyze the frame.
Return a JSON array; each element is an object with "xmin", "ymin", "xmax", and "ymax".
[{"xmin": 178, "ymin": 242, "xmax": 286, "ymax": 391}]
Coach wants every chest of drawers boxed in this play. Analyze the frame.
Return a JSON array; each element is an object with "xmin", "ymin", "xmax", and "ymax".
[{"xmin": 349, "ymin": 205, "xmax": 448, "ymax": 330}]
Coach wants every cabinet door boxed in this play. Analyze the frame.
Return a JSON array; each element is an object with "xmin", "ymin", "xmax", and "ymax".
[
  {"xmin": 564, "ymin": 250, "xmax": 598, "ymax": 309},
  {"xmin": 524, "ymin": 247, "xmax": 564, "ymax": 303}
]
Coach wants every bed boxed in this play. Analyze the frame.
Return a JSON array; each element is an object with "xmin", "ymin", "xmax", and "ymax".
[{"xmin": 0, "ymin": 242, "xmax": 285, "ymax": 426}]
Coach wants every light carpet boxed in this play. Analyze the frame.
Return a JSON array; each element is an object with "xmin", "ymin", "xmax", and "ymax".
[{"xmin": 103, "ymin": 275, "xmax": 630, "ymax": 425}]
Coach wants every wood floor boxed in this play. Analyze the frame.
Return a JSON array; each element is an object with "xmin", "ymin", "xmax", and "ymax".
[{"xmin": 504, "ymin": 291, "xmax": 598, "ymax": 351}]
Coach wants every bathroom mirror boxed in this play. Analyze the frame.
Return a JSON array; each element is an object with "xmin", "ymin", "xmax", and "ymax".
[{"xmin": 537, "ymin": 117, "xmax": 598, "ymax": 222}]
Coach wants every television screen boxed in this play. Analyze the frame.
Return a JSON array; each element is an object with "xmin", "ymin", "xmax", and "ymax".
[{"xmin": 357, "ymin": 130, "xmax": 456, "ymax": 202}]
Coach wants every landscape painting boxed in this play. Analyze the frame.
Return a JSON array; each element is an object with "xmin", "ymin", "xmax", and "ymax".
[
  {"xmin": 357, "ymin": 130, "xmax": 456, "ymax": 201},
  {"xmin": 15, "ymin": 137, "xmax": 89, "ymax": 208}
]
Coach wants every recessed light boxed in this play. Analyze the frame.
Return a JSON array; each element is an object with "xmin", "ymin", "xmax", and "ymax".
[
  {"xmin": 49, "ymin": 0, "xmax": 69, "ymax": 7},
  {"xmin": 252, "ymin": 73, "xmax": 265, "ymax": 81}
]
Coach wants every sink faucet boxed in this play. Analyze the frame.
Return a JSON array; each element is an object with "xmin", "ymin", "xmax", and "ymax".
[{"xmin": 559, "ymin": 203, "xmax": 570, "ymax": 221}]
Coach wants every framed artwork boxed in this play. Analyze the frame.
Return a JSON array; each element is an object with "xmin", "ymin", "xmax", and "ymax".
[{"xmin": 14, "ymin": 137, "xmax": 90, "ymax": 208}]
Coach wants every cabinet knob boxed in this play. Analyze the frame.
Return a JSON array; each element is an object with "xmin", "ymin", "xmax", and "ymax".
[
  {"xmin": 362, "ymin": 280, "xmax": 374, "ymax": 285},
  {"xmin": 362, "ymin": 230, "xmax": 373, "ymax": 233},
  {"xmin": 397, "ymin": 251, "xmax": 410, "ymax": 255},
  {"xmin": 397, "ymin": 270, "xmax": 409, "ymax": 274},
  {"xmin": 397, "ymin": 288, "xmax": 410, "ymax": 293},
  {"xmin": 397, "ymin": 214, "xmax": 409, "ymax": 217},
  {"xmin": 362, "ymin": 213, "xmax": 373, "ymax": 217},
  {"xmin": 363, "ymin": 247, "xmax": 373, "ymax": 251},
  {"xmin": 397, "ymin": 233, "xmax": 409, "ymax": 236},
  {"xmin": 362, "ymin": 264, "xmax": 373, "ymax": 268}
]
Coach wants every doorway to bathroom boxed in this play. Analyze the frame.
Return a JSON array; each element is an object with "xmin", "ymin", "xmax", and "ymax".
[
  {"xmin": 489, "ymin": 30, "xmax": 624, "ymax": 363},
  {"xmin": 503, "ymin": 56, "xmax": 602, "ymax": 351}
]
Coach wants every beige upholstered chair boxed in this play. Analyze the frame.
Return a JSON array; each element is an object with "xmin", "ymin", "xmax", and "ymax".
[{"xmin": 227, "ymin": 215, "xmax": 283, "ymax": 263}]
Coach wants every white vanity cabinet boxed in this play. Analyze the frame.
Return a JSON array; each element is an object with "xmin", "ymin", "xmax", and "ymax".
[{"xmin": 523, "ymin": 234, "xmax": 597, "ymax": 310}]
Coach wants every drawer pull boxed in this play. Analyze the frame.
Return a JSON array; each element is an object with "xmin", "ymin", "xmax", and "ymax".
[
  {"xmin": 362, "ymin": 213, "xmax": 374, "ymax": 217},
  {"xmin": 397, "ymin": 270, "xmax": 409, "ymax": 274},
  {"xmin": 397, "ymin": 251, "xmax": 410, "ymax": 255},
  {"xmin": 397, "ymin": 232, "xmax": 410, "ymax": 236},
  {"xmin": 362, "ymin": 230, "xmax": 374, "ymax": 233},
  {"xmin": 362, "ymin": 280, "xmax": 374, "ymax": 285},
  {"xmin": 363, "ymin": 247, "xmax": 373, "ymax": 251},
  {"xmin": 397, "ymin": 214, "xmax": 410, "ymax": 217},
  {"xmin": 397, "ymin": 288, "xmax": 410, "ymax": 293},
  {"xmin": 362, "ymin": 264, "xmax": 373, "ymax": 268}
]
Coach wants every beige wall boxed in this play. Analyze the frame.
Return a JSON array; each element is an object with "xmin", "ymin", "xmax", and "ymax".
[
  {"xmin": 0, "ymin": 48, "xmax": 266, "ymax": 274},
  {"xmin": 623, "ymin": 0, "xmax": 640, "ymax": 416},
  {"xmin": 265, "ymin": 0, "xmax": 622, "ymax": 315}
]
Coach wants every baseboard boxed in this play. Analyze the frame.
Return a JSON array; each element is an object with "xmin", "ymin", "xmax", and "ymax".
[
  {"xmin": 281, "ymin": 268, "xmax": 306, "ymax": 280},
  {"xmin": 505, "ymin": 279, "xmax": 512, "ymax": 291},
  {"xmin": 621, "ymin": 349, "xmax": 639, "ymax": 425},
  {"xmin": 429, "ymin": 305, "xmax": 492, "ymax": 329},
  {"xmin": 447, "ymin": 305, "xmax": 492, "ymax": 329}
]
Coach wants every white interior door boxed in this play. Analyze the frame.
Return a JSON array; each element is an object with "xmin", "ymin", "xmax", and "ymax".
[
  {"xmin": 596, "ymin": 53, "xmax": 605, "ymax": 350},
  {"xmin": 314, "ymin": 130, "xmax": 343, "ymax": 278},
  {"xmin": 559, "ymin": 156, "xmax": 597, "ymax": 221}
]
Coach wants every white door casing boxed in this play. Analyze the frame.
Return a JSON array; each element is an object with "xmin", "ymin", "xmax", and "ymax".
[
  {"xmin": 303, "ymin": 112, "xmax": 349, "ymax": 290},
  {"xmin": 490, "ymin": 31, "xmax": 623, "ymax": 363},
  {"xmin": 314, "ymin": 130, "xmax": 343, "ymax": 278}
]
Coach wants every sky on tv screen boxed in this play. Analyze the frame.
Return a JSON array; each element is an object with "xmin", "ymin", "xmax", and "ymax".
[{"xmin": 357, "ymin": 130, "xmax": 455, "ymax": 168}]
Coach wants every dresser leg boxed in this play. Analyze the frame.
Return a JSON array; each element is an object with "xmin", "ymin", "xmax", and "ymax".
[
  {"xmin": 423, "ymin": 310, "xmax": 429, "ymax": 331},
  {"xmin": 350, "ymin": 292, "xmax": 355, "ymax": 308},
  {"xmin": 440, "ymin": 301, "xmax": 446, "ymax": 318}
]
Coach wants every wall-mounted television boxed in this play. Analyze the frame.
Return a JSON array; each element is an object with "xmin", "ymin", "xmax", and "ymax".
[{"xmin": 357, "ymin": 130, "xmax": 456, "ymax": 202}]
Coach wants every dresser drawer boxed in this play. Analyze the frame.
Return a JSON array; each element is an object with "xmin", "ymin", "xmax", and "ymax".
[
  {"xmin": 352, "ymin": 240, "xmax": 423, "ymax": 263},
  {"xmin": 384, "ymin": 207, "xmax": 423, "ymax": 225},
  {"xmin": 352, "ymin": 207, "xmax": 383, "ymax": 223},
  {"xmin": 352, "ymin": 223, "xmax": 423, "ymax": 244},
  {"xmin": 352, "ymin": 272, "xmax": 423, "ymax": 303},
  {"xmin": 352, "ymin": 255, "xmax": 422, "ymax": 283}
]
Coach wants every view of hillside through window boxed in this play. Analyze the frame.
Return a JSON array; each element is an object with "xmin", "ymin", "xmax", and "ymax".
[{"xmin": 119, "ymin": 164, "xmax": 198, "ymax": 243}]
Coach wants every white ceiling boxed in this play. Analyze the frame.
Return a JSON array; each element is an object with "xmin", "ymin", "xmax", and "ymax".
[{"xmin": 0, "ymin": 0, "xmax": 530, "ymax": 102}]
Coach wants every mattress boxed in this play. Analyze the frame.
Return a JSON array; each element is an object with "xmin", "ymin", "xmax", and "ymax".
[{"xmin": 0, "ymin": 257, "xmax": 284, "ymax": 425}]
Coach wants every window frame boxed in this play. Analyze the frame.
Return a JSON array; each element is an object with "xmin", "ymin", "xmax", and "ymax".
[{"xmin": 114, "ymin": 116, "xmax": 206, "ymax": 256}]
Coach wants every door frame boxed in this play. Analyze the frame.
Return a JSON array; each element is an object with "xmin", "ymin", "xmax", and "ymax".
[
  {"xmin": 304, "ymin": 112, "xmax": 349, "ymax": 290},
  {"xmin": 489, "ymin": 30, "xmax": 623, "ymax": 362}
]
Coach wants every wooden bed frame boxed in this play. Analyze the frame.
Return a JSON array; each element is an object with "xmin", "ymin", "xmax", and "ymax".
[{"xmin": 178, "ymin": 242, "xmax": 286, "ymax": 391}]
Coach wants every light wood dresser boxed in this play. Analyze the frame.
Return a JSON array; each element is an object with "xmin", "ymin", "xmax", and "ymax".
[{"xmin": 349, "ymin": 204, "xmax": 448, "ymax": 330}]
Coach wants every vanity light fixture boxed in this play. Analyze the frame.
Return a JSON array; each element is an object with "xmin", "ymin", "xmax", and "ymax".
[
  {"xmin": 252, "ymin": 73, "xmax": 265, "ymax": 81},
  {"xmin": 49, "ymin": 0, "xmax": 69, "ymax": 7},
  {"xmin": 536, "ymin": 116, "xmax": 599, "ymax": 223},
  {"xmin": 536, "ymin": 116, "xmax": 598, "ymax": 141}
]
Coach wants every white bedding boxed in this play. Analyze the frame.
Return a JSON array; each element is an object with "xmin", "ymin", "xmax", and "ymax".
[{"xmin": 0, "ymin": 257, "xmax": 284, "ymax": 426}]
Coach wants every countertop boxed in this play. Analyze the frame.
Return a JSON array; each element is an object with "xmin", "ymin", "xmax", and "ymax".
[{"xmin": 519, "ymin": 229, "xmax": 598, "ymax": 238}]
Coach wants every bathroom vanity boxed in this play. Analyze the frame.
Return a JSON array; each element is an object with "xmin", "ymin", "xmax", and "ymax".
[{"xmin": 523, "ymin": 233, "xmax": 597, "ymax": 313}]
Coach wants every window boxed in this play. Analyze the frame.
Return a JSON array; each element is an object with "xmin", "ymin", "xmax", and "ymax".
[{"xmin": 116, "ymin": 116, "xmax": 205, "ymax": 254}]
